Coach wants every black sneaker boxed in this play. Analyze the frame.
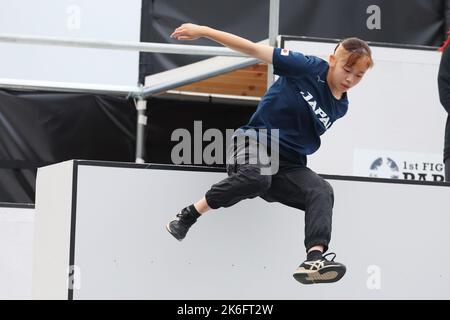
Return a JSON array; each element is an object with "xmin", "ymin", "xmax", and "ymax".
[
  {"xmin": 293, "ymin": 253, "xmax": 346, "ymax": 284},
  {"xmin": 166, "ymin": 207, "xmax": 198, "ymax": 241}
]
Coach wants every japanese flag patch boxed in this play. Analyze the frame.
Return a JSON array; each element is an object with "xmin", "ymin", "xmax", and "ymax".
[{"xmin": 281, "ymin": 48, "xmax": 290, "ymax": 56}]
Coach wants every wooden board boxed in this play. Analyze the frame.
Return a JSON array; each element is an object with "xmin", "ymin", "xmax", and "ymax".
[{"xmin": 174, "ymin": 63, "xmax": 268, "ymax": 97}]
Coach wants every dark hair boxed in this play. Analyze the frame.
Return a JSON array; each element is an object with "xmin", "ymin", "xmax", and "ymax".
[
  {"xmin": 335, "ymin": 37, "xmax": 373, "ymax": 68},
  {"xmin": 438, "ymin": 30, "xmax": 450, "ymax": 52}
]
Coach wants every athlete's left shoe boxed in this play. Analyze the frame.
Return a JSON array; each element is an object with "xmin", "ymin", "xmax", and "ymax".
[
  {"xmin": 166, "ymin": 206, "xmax": 198, "ymax": 241},
  {"xmin": 293, "ymin": 252, "xmax": 346, "ymax": 284}
]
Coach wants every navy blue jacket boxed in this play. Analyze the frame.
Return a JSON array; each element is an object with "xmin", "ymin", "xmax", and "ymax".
[{"xmin": 237, "ymin": 48, "xmax": 349, "ymax": 166}]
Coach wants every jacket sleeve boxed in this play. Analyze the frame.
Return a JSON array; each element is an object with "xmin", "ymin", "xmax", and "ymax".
[
  {"xmin": 438, "ymin": 46, "xmax": 450, "ymax": 114},
  {"xmin": 273, "ymin": 48, "xmax": 323, "ymax": 78}
]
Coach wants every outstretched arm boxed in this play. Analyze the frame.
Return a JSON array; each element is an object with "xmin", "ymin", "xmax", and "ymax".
[{"xmin": 170, "ymin": 23, "xmax": 273, "ymax": 64}]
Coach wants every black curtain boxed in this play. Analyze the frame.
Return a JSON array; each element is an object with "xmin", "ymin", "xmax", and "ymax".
[
  {"xmin": 0, "ymin": 90, "xmax": 136, "ymax": 203},
  {"xmin": 0, "ymin": 90, "xmax": 255, "ymax": 203},
  {"xmin": 144, "ymin": 97, "xmax": 256, "ymax": 165}
]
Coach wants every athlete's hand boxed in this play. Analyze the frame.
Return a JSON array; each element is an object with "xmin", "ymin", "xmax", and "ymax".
[{"xmin": 170, "ymin": 23, "xmax": 205, "ymax": 41}]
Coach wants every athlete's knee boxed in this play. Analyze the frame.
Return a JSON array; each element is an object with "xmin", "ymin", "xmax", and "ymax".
[
  {"xmin": 322, "ymin": 180, "xmax": 334, "ymax": 197},
  {"xmin": 307, "ymin": 179, "xmax": 333, "ymax": 201}
]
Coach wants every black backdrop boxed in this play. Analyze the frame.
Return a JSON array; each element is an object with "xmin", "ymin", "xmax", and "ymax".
[
  {"xmin": 1, "ymin": 0, "xmax": 450, "ymax": 203},
  {"xmin": 0, "ymin": 90, "xmax": 136, "ymax": 202}
]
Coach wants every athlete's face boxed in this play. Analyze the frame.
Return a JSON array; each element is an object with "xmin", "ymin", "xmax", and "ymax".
[{"xmin": 327, "ymin": 46, "xmax": 370, "ymax": 94}]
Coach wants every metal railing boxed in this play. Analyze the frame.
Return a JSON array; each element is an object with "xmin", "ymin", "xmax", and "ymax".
[
  {"xmin": 0, "ymin": 34, "xmax": 258, "ymax": 163},
  {"xmin": 0, "ymin": 33, "xmax": 252, "ymax": 99},
  {"xmin": 0, "ymin": 33, "xmax": 248, "ymax": 58},
  {"xmin": 0, "ymin": 34, "xmax": 260, "ymax": 164}
]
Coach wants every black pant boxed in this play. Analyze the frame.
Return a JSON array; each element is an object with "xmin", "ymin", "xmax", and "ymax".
[{"xmin": 205, "ymin": 157, "xmax": 334, "ymax": 253}]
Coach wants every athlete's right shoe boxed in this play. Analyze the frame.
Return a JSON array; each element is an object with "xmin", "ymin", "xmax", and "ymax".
[
  {"xmin": 293, "ymin": 252, "xmax": 346, "ymax": 284},
  {"xmin": 166, "ymin": 206, "xmax": 198, "ymax": 241}
]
